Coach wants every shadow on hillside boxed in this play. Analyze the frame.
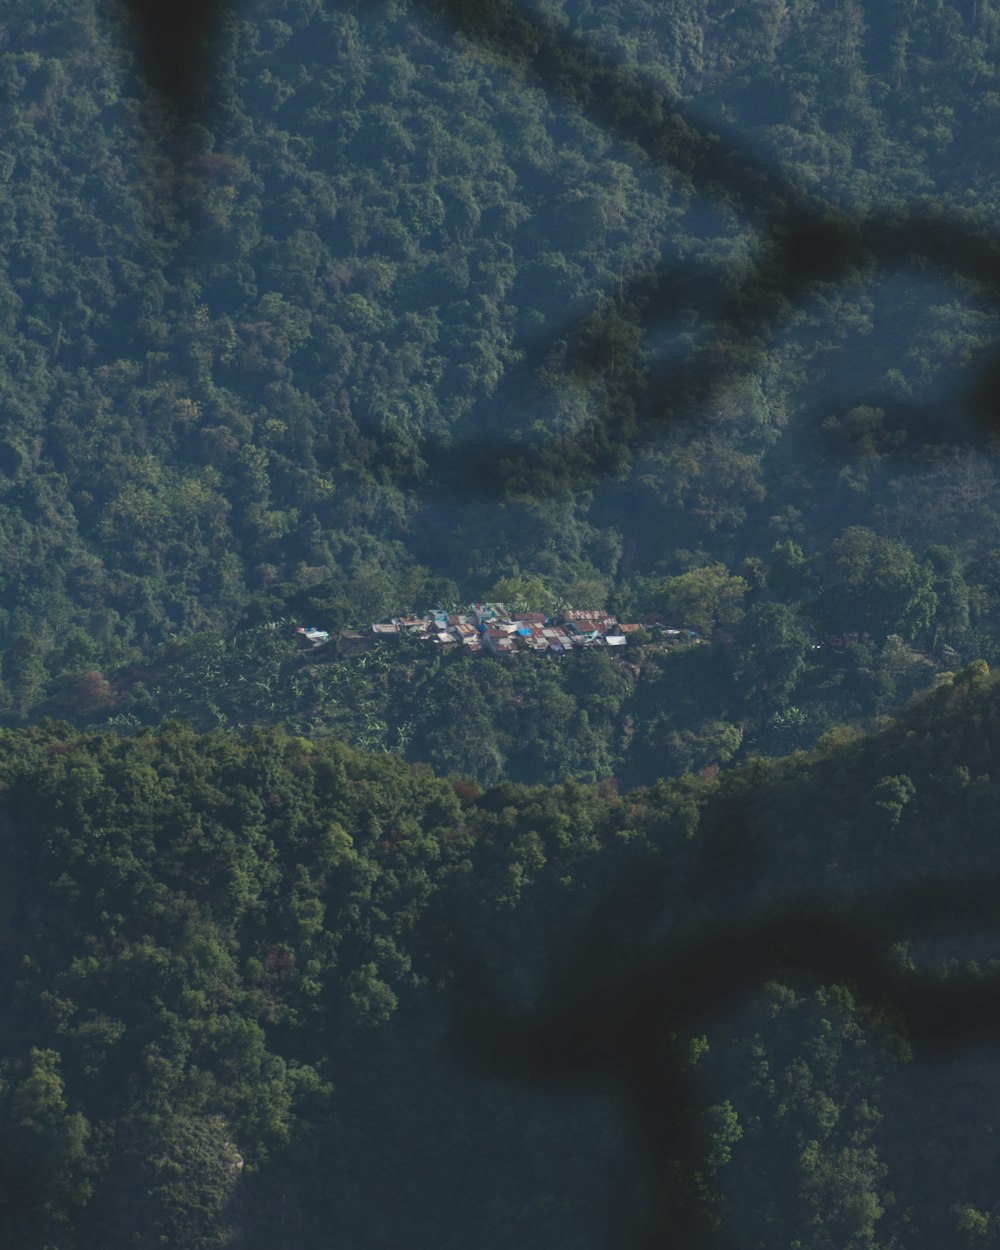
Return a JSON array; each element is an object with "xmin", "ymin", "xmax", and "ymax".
[
  {"xmin": 102, "ymin": 1, "xmax": 1000, "ymax": 1244},
  {"xmin": 434, "ymin": 859, "xmax": 1000, "ymax": 1248},
  {"xmin": 116, "ymin": 0, "xmax": 1000, "ymax": 505}
]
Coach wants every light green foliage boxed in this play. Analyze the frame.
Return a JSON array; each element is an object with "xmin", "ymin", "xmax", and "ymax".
[
  {"xmin": 703, "ymin": 1100, "xmax": 743, "ymax": 1171},
  {"xmin": 953, "ymin": 1203, "xmax": 998, "ymax": 1245},
  {"xmin": 485, "ymin": 575, "xmax": 553, "ymax": 613},
  {"xmin": 957, "ymin": 658, "xmax": 991, "ymax": 685},
  {"xmin": 869, "ymin": 774, "xmax": 917, "ymax": 832},
  {"xmin": 654, "ymin": 564, "xmax": 749, "ymax": 636}
]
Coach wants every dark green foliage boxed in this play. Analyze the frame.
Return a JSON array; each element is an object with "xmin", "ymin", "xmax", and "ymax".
[
  {"xmin": 2, "ymin": 0, "xmax": 1000, "ymax": 745},
  {"xmin": 3, "ymin": 669, "xmax": 1000, "ymax": 1244},
  {"xmin": 809, "ymin": 528, "xmax": 937, "ymax": 643},
  {"xmin": 734, "ymin": 601, "xmax": 812, "ymax": 710},
  {"xmin": 8, "ymin": 2, "xmax": 1000, "ymax": 1242}
]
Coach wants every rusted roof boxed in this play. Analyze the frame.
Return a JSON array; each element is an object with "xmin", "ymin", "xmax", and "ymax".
[{"xmin": 563, "ymin": 609, "xmax": 617, "ymax": 622}]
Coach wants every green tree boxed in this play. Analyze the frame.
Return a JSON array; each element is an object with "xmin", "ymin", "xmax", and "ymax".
[
  {"xmin": 768, "ymin": 540, "xmax": 808, "ymax": 601},
  {"xmin": 3, "ymin": 634, "xmax": 49, "ymax": 720},
  {"xmin": 868, "ymin": 774, "xmax": 917, "ymax": 833},
  {"xmin": 927, "ymin": 544, "xmax": 971, "ymax": 651},
  {"xmin": 812, "ymin": 529, "xmax": 937, "ymax": 643},
  {"xmin": 485, "ymin": 575, "xmax": 552, "ymax": 613},
  {"xmin": 734, "ymin": 602, "xmax": 812, "ymax": 708},
  {"xmin": 654, "ymin": 564, "xmax": 749, "ymax": 636}
]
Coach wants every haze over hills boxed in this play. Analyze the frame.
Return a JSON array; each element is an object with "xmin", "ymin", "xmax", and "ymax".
[{"xmin": 2, "ymin": 0, "xmax": 1000, "ymax": 779}]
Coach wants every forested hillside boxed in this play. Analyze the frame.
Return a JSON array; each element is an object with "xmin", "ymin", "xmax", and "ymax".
[
  {"xmin": 6, "ymin": 2, "xmax": 1000, "ymax": 1245},
  {"xmin": 3, "ymin": 0, "xmax": 1000, "ymax": 776},
  {"xmin": 3, "ymin": 664, "xmax": 1000, "ymax": 1248}
]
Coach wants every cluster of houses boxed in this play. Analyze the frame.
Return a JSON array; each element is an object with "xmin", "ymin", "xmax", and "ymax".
[
  {"xmin": 299, "ymin": 606, "xmax": 699, "ymax": 658},
  {"xmin": 295, "ymin": 615, "xmax": 870, "ymax": 663}
]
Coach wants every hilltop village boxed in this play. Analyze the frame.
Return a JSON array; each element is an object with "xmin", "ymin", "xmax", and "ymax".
[{"xmin": 296, "ymin": 606, "xmax": 699, "ymax": 657}]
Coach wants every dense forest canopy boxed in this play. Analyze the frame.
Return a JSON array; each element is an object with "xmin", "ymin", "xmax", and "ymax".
[
  {"xmin": 3, "ymin": 0, "xmax": 1000, "ymax": 782},
  {"xmin": 6, "ymin": 0, "xmax": 1000, "ymax": 1245},
  {"xmin": 3, "ymin": 666, "xmax": 1000, "ymax": 1247}
]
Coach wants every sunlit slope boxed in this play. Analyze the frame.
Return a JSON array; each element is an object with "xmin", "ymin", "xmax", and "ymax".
[{"xmin": 2, "ymin": 664, "xmax": 1000, "ymax": 1245}]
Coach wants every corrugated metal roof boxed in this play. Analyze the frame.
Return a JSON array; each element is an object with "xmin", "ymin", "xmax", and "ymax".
[{"xmin": 562, "ymin": 609, "xmax": 610, "ymax": 621}]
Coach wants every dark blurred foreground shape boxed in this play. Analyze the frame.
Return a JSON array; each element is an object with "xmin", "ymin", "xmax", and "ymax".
[
  {"xmin": 112, "ymin": 0, "xmax": 1000, "ymax": 504},
  {"xmin": 111, "ymin": 0, "xmax": 229, "ymax": 119},
  {"xmin": 440, "ymin": 857, "xmax": 1000, "ymax": 1248}
]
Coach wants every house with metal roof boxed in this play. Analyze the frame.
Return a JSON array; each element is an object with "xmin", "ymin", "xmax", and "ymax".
[
  {"xmin": 296, "ymin": 626, "xmax": 331, "ymax": 648},
  {"xmin": 358, "ymin": 602, "xmax": 655, "ymax": 663}
]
